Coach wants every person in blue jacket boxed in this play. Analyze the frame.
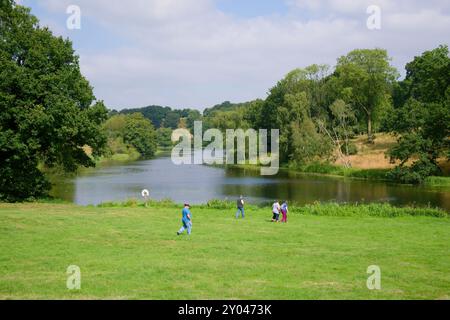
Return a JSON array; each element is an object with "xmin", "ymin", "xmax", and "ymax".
[{"xmin": 177, "ymin": 203, "xmax": 192, "ymax": 236}]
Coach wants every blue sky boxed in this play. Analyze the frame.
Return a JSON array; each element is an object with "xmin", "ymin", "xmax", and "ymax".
[
  {"xmin": 215, "ymin": 0, "xmax": 288, "ymax": 17},
  {"xmin": 18, "ymin": 0, "xmax": 450, "ymax": 110}
]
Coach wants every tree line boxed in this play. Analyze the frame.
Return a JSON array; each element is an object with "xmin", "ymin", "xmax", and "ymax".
[
  {"xmin": 0, "ymin": 1, "xmax": 448, "ymax": 202},
  {"xmin": 199, "ymin": 47, "xmax": 449, "ymax": 184}
]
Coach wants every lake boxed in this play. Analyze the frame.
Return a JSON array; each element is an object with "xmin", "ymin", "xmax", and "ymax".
[{"xmin": 50, "ymin": 155, "xmax": 450, "ymax": 211}]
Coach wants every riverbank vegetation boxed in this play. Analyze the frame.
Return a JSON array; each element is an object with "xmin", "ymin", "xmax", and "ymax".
[
  {"xmin": 95, "ymin": 198, "xmax": 448, "ymax": 218},
  {"xmin": 0, "ymin": 1, "xmax": 448, "ymax": 202},
  {"xmin": 0, "ymin": 3, "xmax": 108, "ymax": 201},
  {"xmin": 102, "ymin": 113, "xmax": 157, "ymax": 162},
  {"xmin": 199, "ymin": 48, "xmax": 449, "ymax": 185},
  {"xmin": 0, "ymin": 201, "xmax": 448, "ymax": 299}
]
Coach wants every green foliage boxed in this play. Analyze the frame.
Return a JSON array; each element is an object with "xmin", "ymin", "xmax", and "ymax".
[
  {"xmin": 388, "ymin": 155, "xmax": 441, "ymax": 184},
  {"xmin": 403, "ymin": 45, "xmax": 450, "ymax": 104},
  {"xmin": 156, "ymin": 127, "xmax": 173, "ymax": 148},
  {"xmin": 96, "ymin": 199, "xmax": 447, "ymax": 218},
  {"xmin": 341, "ymin": 142, "xmax": 358, "ymax": 156},
  {"xmin": 204, "ymin": 199, "xmax": 235, "ymax": 210},
  {"xmin": 290, "ymin": 202, "xmax": 447, "ymax": 218},
  {"xmin": 103, "ymin": 114, "xmax": 127, "ymax": 136},
  {"xmin": 97, "ymin": 198, "xmax": 177, "ymax": 208},
  {"xmin": 242, "ymin": 99, "xmax": 264, "ymax": 127},
  {"xmin": 119, "ymin": 105, "xmax": 196, "ymax": 129},
  {"xmin": 0, "ymin": 2, "xmax": 107, "ymax": 201},
  {"xmin": 203, "ymin": 100, "xmax": 262, "ymax": 133},
  {"xmin": 388, "ymin": 46, "xmax": 450, "ymax": 184},
  {"xmin": 104, "ymin": 137, "xmax": 140, "ymax": 161},
  {"xmin": 203, "ymin": 100, "xmax": 255, "ymax": 117},
  {"xmin": 290, "ymin": 117, "xmax": 333, "ymax": 165},
  {"xmin": 103, "ymin": 113, "xmax": 157, "ymax": 158},
  {"xmin": 256, "ymin": 66, "xmax": 334, "ymax": 165},
  {"xmin": 318, "ymin": 99, "xmax": 358, "ymax": 166},
  {"xmin": 123, "ymin": 113, "xmax": 157, "ymax": 157},
  {"xmin": 204, "ymin": 108, "xmax": 250, "ymax": 132},
  {"xmin": 291, "ymin": 162, "xmax": 390, "ymax": 180},
  {"xmin": 333, "ymin": 49, "xmax": 399, "ymax": 142},
  {"xmin": 424, "ymin": 176, "xmax": 450, "ymax": 187},
  {"xmin": 185, "ymin": 109, "xmax": 202, "ymax": 130}
]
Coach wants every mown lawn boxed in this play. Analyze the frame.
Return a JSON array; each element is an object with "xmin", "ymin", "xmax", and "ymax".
[{"xmin": 0, "ymin": 203, "xmax": 449, "ymax": 300}]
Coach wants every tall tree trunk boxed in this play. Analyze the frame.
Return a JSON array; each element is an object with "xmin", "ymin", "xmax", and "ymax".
[{"xmin": 367, "ymin": 111, "xmax": 374, "ymax": 144}]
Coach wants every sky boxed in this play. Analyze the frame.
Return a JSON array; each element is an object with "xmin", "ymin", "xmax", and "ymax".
[{"xmin": 17, "ymin": 0, "xmax": 450, "ymax": 111}]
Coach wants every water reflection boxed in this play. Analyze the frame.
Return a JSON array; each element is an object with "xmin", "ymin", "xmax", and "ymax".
[{"xmin": 49, "ymin": 156, "xmax": 450, "ymax": 210}]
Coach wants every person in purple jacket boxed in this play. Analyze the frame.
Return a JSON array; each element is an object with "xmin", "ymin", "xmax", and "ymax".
[{"xmin": 281, "ymin": 201, "xmax": 288, "ymax": 223}]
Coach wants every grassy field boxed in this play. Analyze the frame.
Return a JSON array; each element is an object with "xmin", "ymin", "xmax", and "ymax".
[{"xmin": 0, "ymin": 202, "xmax": 449, "ymax": 300}]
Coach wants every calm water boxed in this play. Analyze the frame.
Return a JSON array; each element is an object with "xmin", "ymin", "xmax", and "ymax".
[{"xmin": 50, "ymin": 155, "xmax": 450, "ymax": 210}]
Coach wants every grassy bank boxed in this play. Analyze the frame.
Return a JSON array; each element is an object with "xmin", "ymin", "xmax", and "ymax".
[
  {"xmin": 423, "ymin": 176, "xmax": 450, "ymax": 187},
  {"xmin": 227, "ymin": 133, "xmax": 450, "ymax": 187},
  {"xmin": 289, "ymin": 162, "xmax": 391, "ymax": 181},
  {"xmin": 0, "ymin": 201, "xmax": 449, "ymax": 299},
  {"xmin": 291, "ymin": 163, "xmax": 450, "ymax": 187},
  {"xmin": 96, "ymin": 147, "xmax": 170, "ymax": 165},
  {"xmin": 229, "ymin": 161, "xmax": 450, "ymax": 187}
]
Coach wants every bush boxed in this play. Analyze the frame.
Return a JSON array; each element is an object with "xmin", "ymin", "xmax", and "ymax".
[
  {"xmin": 292, "ymin": 202, "xmax": 447, "ymax": 218},
  {"xmin": 388, "ymin": 157, "xmax": 441, "ymax": 184},
  {"xmin": 293, "ymin": 162, "xmax": 339, "ymax": 175},
  {"xmin": 205, "ymin": 199, "xmax": 235, "ymax": 210},
  {"xmin": 341, "ymin": 143, "xmax": 358, "ymax": 155}
]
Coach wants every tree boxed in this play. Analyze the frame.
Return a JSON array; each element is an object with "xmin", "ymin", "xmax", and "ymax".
[
  {"xmin": 283, "ymin": 64, "xmax": 333, "ymax": 118},
  {"xmin": 334, "ymin": 49, "xmax": 398, "ymax": 143},
  {"xmin": 163, "ymin": 111, "xmax": 181, "ymax": 129},
  {"xmin": 205, "ymin": 109, "xmax": 249, "ymax": 132},
  {"xmin": 156, "ymin": 127, "xmax": 173, "ymax": 148},
  {"xmin": 123, "ymin": 113, "xmax": 157, "ymax": 157},
  {"xmin": 0, "ymin": 2, "xmax": 107, "ymax": 201},
  {"xmin": 186, "ymin": 110, "xmax": 202, "ymax": 130},
  {"xmin": 103, "ymin": 114, "xmax": 127, "ymax": 138},
  {"xmin": 257, "ymin": 66, "xmax": 334, "ymax": 165},
  {"xmin": 281, "ymin": 92, "xmax": 333, "ymax": 165},
  {"xmin": 388, "ymin": 46, "xmax": 450, "ymax": 184},
  {"xmin": 318, "ymin": 99, "xmax": 357, "ymax": 168},
  {"xmin": 243, "ymin": 99, "xmax": 264, "ymax": 128},
  {"xmin": 403, "ymin": 45, "xmax": 450, "ymax": 104}
]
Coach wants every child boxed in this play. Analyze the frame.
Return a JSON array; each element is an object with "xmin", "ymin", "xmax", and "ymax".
[
  {"xmin": 281, "ymin": 201, "xmax": 288, "ymax": 223},
  {"xmin": 177, "ymin": 203, "xmax": 192, "ymax": 236},
  {"xmin": 272, "ymin": 201, "xmax": 281, "ymax": 222}
]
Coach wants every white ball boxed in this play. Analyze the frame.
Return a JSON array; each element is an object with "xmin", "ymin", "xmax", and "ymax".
[{"xmin": 141, "ymin": 189, "xmax": 150, "ymax": 197}]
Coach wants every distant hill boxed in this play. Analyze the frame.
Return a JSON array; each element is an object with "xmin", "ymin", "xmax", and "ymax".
[
  {"xmin": 118, "ymin": 105, "xmax": 192, "ymax": 129},
  {"xmin": 112, "ymin": 100, "xmax": 258, "ymax": 129},
  {"xmin": 203, "ymin": 100, "xmax": 256, "ymax": 117}
]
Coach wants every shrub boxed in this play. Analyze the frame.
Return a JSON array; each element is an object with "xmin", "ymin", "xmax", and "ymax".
[
  {"xmin": 205, "ymin": 199, "xmax": 235, "ymax": 210},
  {"xmin": 294, "ymin": 202, "xmax": 447, "ymax": 218},
  {"xmin": 341, "ymin": 142, "xmax": 358, "ymax": 156}
]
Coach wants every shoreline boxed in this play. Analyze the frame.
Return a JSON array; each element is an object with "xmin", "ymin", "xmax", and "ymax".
[
  {"xmin": 5, "ymin": 198, "xmax": 448, "ymax": 216},
  {"xmin": 218, "ymin": 162, "xmax": 450, "ymax": 188}
]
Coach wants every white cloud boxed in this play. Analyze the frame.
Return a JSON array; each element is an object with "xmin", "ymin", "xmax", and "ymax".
[{"xmin": 27, "ymin": 0, "xmax": 450, "ymax": 110}]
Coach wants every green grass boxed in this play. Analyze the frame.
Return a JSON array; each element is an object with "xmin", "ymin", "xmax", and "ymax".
[
  {"xmin": 233, "ymin": 161, "xmax": 450, "ymax": 187},
  {"xmin": 290, "ymin": 162, "xmax": 391, "ymax": 181},
  {"xmin": 98, "ymin": 152, "xmax": 141, "ymax": 164},
  {"xmin": 0, "ymin": 202, "xmax": 449, "ymax": 300},
  {"xmin": 424, "ymin": 176, "xmax": 450, "ymax": 187},
  {"xmin": 290, "ymin": 163, "xmax": 450, "ymax": 187}
]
